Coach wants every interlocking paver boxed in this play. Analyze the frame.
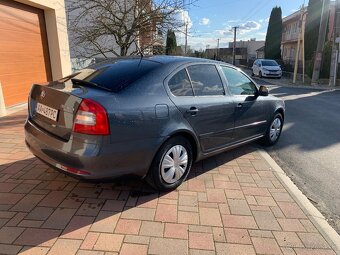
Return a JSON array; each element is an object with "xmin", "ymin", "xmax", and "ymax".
[
  {"xmin": 215, "ymin": 243, "xmax": 256, "ymax": 255},
  {"xmin": 297, "ymin": 232, "xmax": 330, "ymax": 249},
  {"xmin": 251, "ymin": 237, "xmax": 282, "ymax": 255},
  {"xmin": 47, "ymin": 239, "xmax": 82, "ymax": 255},
  {"xmin": 61, "ymin": 216, "xmax": 95, "ymax": 239},
  {"xmin": 90, "ymin": 211, "xmax": 120, "ymax": 233},
  {"xmin": 0, "ymin": 226, "xmax": 25, "ymax": 244},
  {"xmin": 154, "ymin": 203, "xmax": 177, "ymax": 222},
  {"xmin": 0, "ymin": 110, "xmax": 338, "ymax": 255},
  {"xmin": 149, "ymin": 237, "xmax": 188, "ymax": 255},
  {"xmin": 253, "ymin": 210, "xmax": 281, "ymax": 231},
  {"xmin": 120, "ymin": 243, "xmax": 148, "ymax": 255},
  {"xmin": 164, "ymin": 223, "xmax": 188, "ymax": 239},
  {"xmin": 93, "ymin": 233, "xmax": 124, "ymax": 252},
  {"xmin": 14, "ymin": 228, "xmax": 61, "ymax": 246},
  {"xmin": 115, "ymin": 219, "xmax": 141, "ymax": 235},
  {"xmin": 273, "ymin": 231, "xmax": 304, "ymax": 248},
  {"xmin": 199, "ymin": 207, "xmax": 223, "ymax": 226},
  {"xmin": 225, "ymin": 227, "xmax": 252, "ymax": 244},
  {"xmin": 140, "ymin": 221, "xmax": 164, "ymax": 237},
  {"xmin": 189, "ymin": 232, "xmax": 214, "ymax": 250}
]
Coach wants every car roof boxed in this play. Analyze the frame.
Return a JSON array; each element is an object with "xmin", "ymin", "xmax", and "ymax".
[{"xmin": 91, "ymin": 55, "xmax": 234, "ymax": 68}]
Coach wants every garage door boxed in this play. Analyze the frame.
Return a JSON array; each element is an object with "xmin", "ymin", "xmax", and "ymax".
[{"xmin": 0, "ymin": 0, "xmax": 52, "ymax": 107}]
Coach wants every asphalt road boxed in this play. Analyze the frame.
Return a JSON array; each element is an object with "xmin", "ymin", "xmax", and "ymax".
[{"xmin": 254, "ymin": 77, "xmax": 340, "ymax": 233}]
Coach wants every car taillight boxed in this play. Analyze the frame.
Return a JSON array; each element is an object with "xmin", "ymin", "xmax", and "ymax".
[{"xmin": 73, "ymin": 98, "xmax": 110, "ymax": 135}]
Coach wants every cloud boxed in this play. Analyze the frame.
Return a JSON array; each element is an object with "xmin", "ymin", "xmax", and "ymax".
[
  {"xmin": 239, "ymin": 21, "xmax": 261, "ymax": 31},
  {"xmin": 200, "ymin": 17, "xmax": 210, "ymax": 25},
  {"xmin": 171, "ymin": 9, "xmax": 193, "ymax": 44},
  {"xmin": 215, "ymin": 20, "xmax": 261, "ymax": 37}
]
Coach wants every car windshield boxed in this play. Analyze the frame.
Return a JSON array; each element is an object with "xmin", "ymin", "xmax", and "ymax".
[
  {"xmin": 62, "ymin": 59, "xmax": 162, "ymax": 92},
  {"xmin": 261, "ymin": 60, "xmax": 279, "ymax": 66}
]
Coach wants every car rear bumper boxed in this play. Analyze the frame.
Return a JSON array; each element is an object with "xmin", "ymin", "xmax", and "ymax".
[{"xmin": 24, "ymin": 119, "xmax": 159, "ymax": 180}]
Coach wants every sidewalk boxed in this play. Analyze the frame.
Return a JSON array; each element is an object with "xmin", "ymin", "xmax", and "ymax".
[{"xmin": 0, "ymin": 110, "xmax": 339, "ymax": 255}]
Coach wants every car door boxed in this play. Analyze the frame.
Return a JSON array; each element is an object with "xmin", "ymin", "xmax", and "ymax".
[
  {"xmin": 221, "ymin": 66, "xmax": 268, "ymax": 141},
  {"xmin": 167, "ymin": 64, "xmax": 235, "ymax": 153}
]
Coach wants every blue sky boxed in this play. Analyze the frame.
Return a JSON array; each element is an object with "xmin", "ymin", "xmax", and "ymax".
[{"xmin": 176, "ymin": 0, "xmax": 304, "ymax": 50}]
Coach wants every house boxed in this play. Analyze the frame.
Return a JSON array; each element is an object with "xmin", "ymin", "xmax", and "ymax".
[
  {"xmin": 205, "ymin": 47, "xmax": 248, "ymax": 64},
  {"xmin": 256, "ymin": 46, "xmax": 265, "ymax": 59},
  {"xmin": 229, "ymin": 39, "xmax": 265, "ymax": 62},
  {"xmin": 281, "ymin": 2, "xmax": 335, "ymax": 71},
  {"xmin": 0, "ymin": 0, "xmax": 71, "ymax": 108}
]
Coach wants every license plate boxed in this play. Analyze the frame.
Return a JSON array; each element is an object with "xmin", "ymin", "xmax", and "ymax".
[{"xmin": 36, "ymin": 103, "xmax": 58, "ymax": 121}]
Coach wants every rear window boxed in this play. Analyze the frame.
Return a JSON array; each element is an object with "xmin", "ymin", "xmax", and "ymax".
[{"xmin": 68, "ymin": 59, "xmax": 161, "ymax": 92}]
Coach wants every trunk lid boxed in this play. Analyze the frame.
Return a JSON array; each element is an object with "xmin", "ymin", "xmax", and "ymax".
[{"xmin": 29, "ymin": 82, "xmax": 83, "ymax": 141}]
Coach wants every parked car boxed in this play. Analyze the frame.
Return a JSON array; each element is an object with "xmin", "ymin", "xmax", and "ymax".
[
  {"xmin": 25, "ymin": 56, "xmax": 285, "ymax": 191},
  {"xmin": 252, "ymin": 59, "xmax": 282, "ymax": 78}
]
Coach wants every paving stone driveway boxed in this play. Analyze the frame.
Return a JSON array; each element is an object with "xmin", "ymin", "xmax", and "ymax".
[{"xmin": 0, "ymin": 110, "xmax": 337, "ymax": 255}]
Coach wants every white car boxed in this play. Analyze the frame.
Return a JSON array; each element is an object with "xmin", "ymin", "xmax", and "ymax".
[{"xmin": 252, "ymin": 59, "xmax": 282, "ymax": 79}]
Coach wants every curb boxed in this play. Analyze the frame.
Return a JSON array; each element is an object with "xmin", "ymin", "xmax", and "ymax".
[{"xmin": 258, "ymin": 149, "xmax": 340, "ymax": 254}]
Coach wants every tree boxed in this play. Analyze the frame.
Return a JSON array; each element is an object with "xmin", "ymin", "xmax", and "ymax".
[
  {"xmin": 166, "ymin": 30, "xmax": 177, "ymax": 55},
  {"xmin": 264, "ymin": 6, "xmax": 283, "ymax": 59},
  {"xmin": 305, "ymin": 0, "xmax": 322, "ymax": 62},
  {"xmin": 67, "ymin": 0, "xmax": 192, "ymax": 58}
]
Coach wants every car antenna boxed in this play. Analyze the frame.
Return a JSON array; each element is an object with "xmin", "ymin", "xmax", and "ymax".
[{"xmin": 134, "ymin": 40, "xmax": 144, "ymax": 67}]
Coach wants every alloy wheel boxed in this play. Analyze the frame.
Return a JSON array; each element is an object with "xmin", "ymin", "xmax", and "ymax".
[{"xmin": 269, "ymin": 117, "xmax": 282, "ymax": 142}]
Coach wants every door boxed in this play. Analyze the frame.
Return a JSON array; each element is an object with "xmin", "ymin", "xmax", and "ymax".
[
  {"xmin": 0, "ymin": 0, "xmax": 52, "ymax": 107},
  {"xmin": 167, "ymin": 65, "xmax": 235, "ymax": 153},
  {"xmin": 221, "ymin": 66, "xmax": 267, "ymax": 141}
]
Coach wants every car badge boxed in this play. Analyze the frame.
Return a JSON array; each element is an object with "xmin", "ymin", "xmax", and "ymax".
[{"xmin": 40, "ymin": 90, "xmax": 46, "ymax": 99}]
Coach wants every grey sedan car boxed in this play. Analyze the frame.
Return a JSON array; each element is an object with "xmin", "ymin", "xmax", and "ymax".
[{"xmin": 25, "ymin": 56, "xmax": 285, "ymax": 191}]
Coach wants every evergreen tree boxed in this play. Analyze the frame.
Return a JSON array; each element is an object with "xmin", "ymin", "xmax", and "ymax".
[
  {"xmin": 264, "ymin": 6, "xmax": 283, "ymax": 59},
  {"xmin": 305, "ymin": 0, "xmax": 322, "ymax": 62},
  {"xmin": 166, "ymin": 30, "xmax": 177, "ymax": 55}
]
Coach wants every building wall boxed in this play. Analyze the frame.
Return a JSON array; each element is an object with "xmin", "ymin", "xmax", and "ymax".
[
  {"xmin": 229, "ymin": 40, "xmax": 265, "ymax": 61},
  {"xmin": 14, "ymin": 0, "xmax": 71, "ymax": 79},
  {"xmin": 282, "ymin": 3, "xmax": 335, "ymax": 69}
]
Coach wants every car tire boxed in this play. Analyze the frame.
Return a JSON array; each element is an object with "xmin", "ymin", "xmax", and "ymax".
[
  {"xmin": 251, "ymin": 71, "xmax": 255, "ymax": 76},
  {"xmin": 146, "ymin": 136, "xmax": 193, "ymax": 191},
  {"xmin": 259, "ymin": 71, "xmax": 263, "ymax": 78},
  {"xmin": 260, "ymin": 113, "xmax": 283, "ymax": 146}
]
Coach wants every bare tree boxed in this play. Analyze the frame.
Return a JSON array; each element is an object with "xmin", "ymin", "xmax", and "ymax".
[{"xmin": 67, "ymin": 0, "xmax": 193, "ymax": 58}]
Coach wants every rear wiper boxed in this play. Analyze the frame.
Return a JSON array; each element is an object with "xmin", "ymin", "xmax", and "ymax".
[{"xmin": 71, "ymin": 78, "xmax": 112, "ymax": 92}]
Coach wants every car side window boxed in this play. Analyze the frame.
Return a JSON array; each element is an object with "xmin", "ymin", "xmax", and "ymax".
[
  {"xmin": 221, "ymin": 66, "xmax": 257, "ymax": 96},
  {"xmin": 168, "ymin": 69, "xmax": 194, "ymax": 96},
  {"xmin": 187, "ymin": 65, "xmax": 225, "ymax": 96}
]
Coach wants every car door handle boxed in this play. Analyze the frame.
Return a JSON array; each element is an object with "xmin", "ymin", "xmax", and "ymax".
[
  {"xmin": 187, "ymin": 107, "xmax": 199, "ymax": 115},
  {"xmin": 236, "ymin": 103, "xmax": 243, "ymax": 108}
]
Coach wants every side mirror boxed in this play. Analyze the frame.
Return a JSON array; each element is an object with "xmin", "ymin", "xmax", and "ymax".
[{"xmin": 258, "ymin": 85, "xmax": 269, "ymax": 96}]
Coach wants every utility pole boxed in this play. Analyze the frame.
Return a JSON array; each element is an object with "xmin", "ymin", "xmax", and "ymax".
[
  {"xmin": 293, "ymin": 5, "xmax": 305, "ymax": 84},
  {"xmin": 232, "ymin": 26, "xmax": 239, "ymax": 65},
  {"xmin": 329, "ymin": 0, "xmax": 340, "ymax": 86},
  {"xmin": 184, "ymin": 22, "xmax": 188, "ymax": 55},
  {"xmin": 311, "ymin": 0, "xmax": 331, "ymax": 85},
  {"xmin": 217, "ymin": 38, "xmax": 220, "ymax": 59}
]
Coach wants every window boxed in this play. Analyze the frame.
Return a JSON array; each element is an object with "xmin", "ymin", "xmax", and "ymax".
[
  {"xmin": 186, "ymin": 65, "xmax": 224, "ymax": 96},
  {"xmin": 70, "ymin": 59, "xmax": 161, "ymax": 92},
  {"xmin": 221, "ymin": 67, "xmax": 257, "ymax": 96},
  {"xmin": 168, "ymin": 69, "xmax": 193, "ymax": 96}
]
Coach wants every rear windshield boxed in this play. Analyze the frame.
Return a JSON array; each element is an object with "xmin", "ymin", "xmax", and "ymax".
[
  {"xmin": 261, "ymin": 60, "xmax": 279, "ymax": 66},
  {"xmin": 64, "ymin": 59, "xmax": 161, "ymax": 92}
]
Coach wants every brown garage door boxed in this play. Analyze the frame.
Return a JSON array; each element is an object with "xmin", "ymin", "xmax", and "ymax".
[{"xmin": 0, "ymin": 0, "xmax": 52, "ymax": 107}]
